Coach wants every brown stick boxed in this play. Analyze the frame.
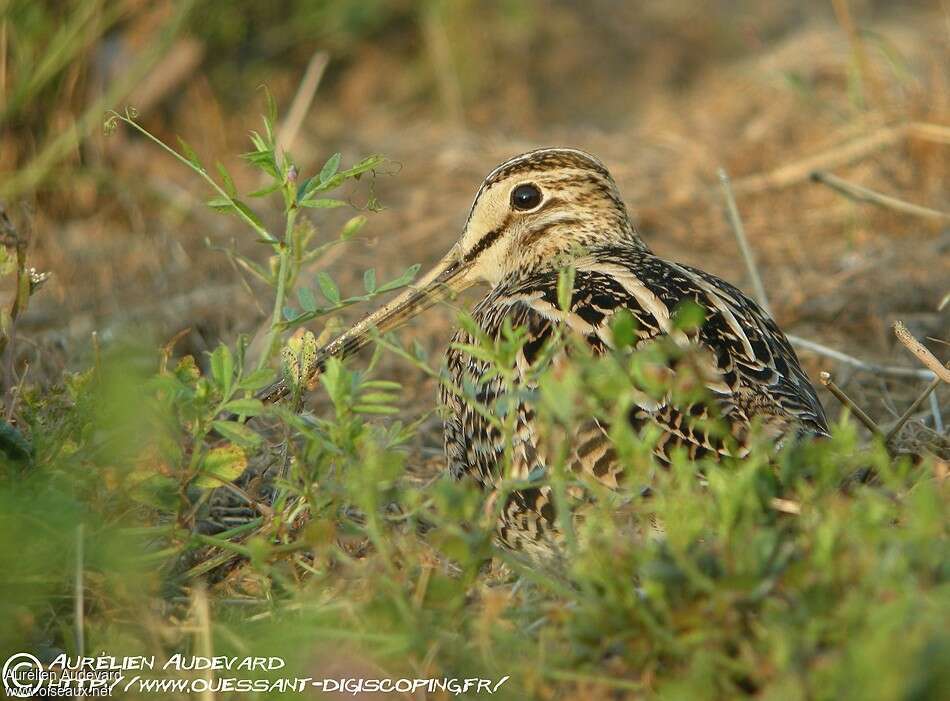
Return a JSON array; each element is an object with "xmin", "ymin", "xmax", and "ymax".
[
  {"xmin": 820, "ymin": 371, "xmax": 884, "ymax": 437},
  {"xmin": 665, "ymin": 122, "xmax": 950, "ymax": 208},
  {"xmin": 885, "ymin": 375, "xmax": 943, "ymax": 443},
  {"xmin": 727, "ymin": 124, "xmax": 906, "ymax": 197},
  {"xmin": 787, "ymin": 334, "xmax": 935, "ymax": 379},
  {"xmin": 893, "ymin": 321, "xmax": 950, "ymax": 383},
  {"xmin": 811, "ymin": 171, "xmax": 950, "ymax": 222}
]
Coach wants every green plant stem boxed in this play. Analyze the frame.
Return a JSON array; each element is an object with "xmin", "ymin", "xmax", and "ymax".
[
  {"xmin": 258, "ymin": 206, "xmax": 297, "ymax": 370},
  {"xmin": 112, "ymin": 113, "xmax": 277, "ymax": 245}
]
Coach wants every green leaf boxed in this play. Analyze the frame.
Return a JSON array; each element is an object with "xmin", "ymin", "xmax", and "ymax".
[
  {"xmin": 232, "ymin": 200, "xmax": 265, "ymax": 230},
  {"xmin": 296, "ymin": 286, "xmax": 317, "ymax": 312},
  {"xmin": 206, "ymin": 196, "xmax": 233, "ymax": 210},
  {"xmin": 211, "ymin": 420, "xmax": 262, "ymax": 449},
  {"xmin": 342, "ymin": 155, "xmax": 383, "ymax": 178},
  {"xmin": 363, "ymin": 268, "xmax": 377, "ymax": 293},
  {"xmin": 341, "ymin": 215, "xmax": 367, "ymax": 240},
  {"xmin": 238, "ymin": 367, "xmax": 276, "ymax": 391},
  {"xmin": 295, "ymin": 176, "xmax": 314, "ymax": 203},
  {"xmin": 361, "ymin": 380, "xmax": 402, "ymax": 391},
  {"xmin": 353, "ymin": 405, "xmax": 400, "ymax": 415},
  {"xmin": 216, "ymin": 161, "xmax": 237, "ymax": 197},
  {"xmin": 195, "ymin": 444, "xmax": 247, "ymax": 488},
  {"xmin": 316, "ymin": 272, "xmax": 341, "ymax": 304},
  {"xmin": 248, "ymin": 181, "xmax": 281, "ymax": 198},
  {"xmin": 299, "ymin": 198, "xmax": 347, "ymax": 209},
  {"xmin": 177, "ymin": 137, "xmax": 203, "ymax": 170},
  {"xmin": 557, "ymin": 267, "xmax": 575, "ymax": 312},
  {"xmin": 377, "ymin": 264, "xmax": 421, "ymax": 293},
  {"xmin": 610, "ymin": 309, "xmax": 637, "ymax": 348},
  {"xmin": 221, "ymin": 398, "xmax": 265, "ymax": 417},
  {"xmin": 209, "ymin": 345, "xmax": 234, "ymax": 395},
  {"xmin": 673, "ymin": 300, "xmax": 706, "ymax": 331},
  {"xmin": 359, "ymin": 392, "xmax": 397, "ymax": 404},
  {"xmin": 263, "ymin": 87, "xmax": 278, "ymax": 135},
  {"xmin": 319, "ymin": 152, "xmax": 342, "ymax": 185}
]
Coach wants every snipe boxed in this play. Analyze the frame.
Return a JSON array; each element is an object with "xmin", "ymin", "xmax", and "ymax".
[{"xmin": 260, "ymin": 148, "xmax": 828, "ymax": 557}]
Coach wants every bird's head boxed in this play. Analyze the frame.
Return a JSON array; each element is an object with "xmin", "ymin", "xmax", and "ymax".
[
  {"xmin": 453, "ymin": 147, "xmax": 647, "ymax": 285},
  {"xmin": 260, "ymin": 148, "xmax": 646, "ymax": 401}
]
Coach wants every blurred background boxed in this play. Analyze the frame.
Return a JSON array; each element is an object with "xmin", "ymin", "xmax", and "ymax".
[{"xmin": 1, "ymin": 0, "xmax": 947, "ymax": 421}]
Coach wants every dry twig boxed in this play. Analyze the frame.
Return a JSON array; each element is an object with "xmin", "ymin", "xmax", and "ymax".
[
  {"xmin": 718, "ymin": 168, "xmax": 773, "ymax": 316},
  {"xmin": 820, "ymin": 371, "xmax": 884, "ymax": 437},
  {"xmin": 735, "ymin": 122, "xmax": 950, "ymax": 196},
  {"xmin": 787, "ymin": 335, "xmax": 936, "ymax": 380},
  {"xmin": 811, "ymin": 171, "xmax": 950, "ymax": 222},
  {"xmin": 717, "ymin": 166, "xmax": 933, "ymax": 381},
  {"xmin": 886, "ymin": 375, "xmax": 943, "ymax": 443},
  {"xmin": 893, "ymin": 321, "xmax": 950, "ymax": 384}
]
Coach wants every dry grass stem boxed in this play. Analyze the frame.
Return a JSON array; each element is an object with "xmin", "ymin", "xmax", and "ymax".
[
  {"xmin": 893, "ymin": 321, "xmax": 950, "ymax": 383},
  {"xmin": 811, "ymin": 171, "xmax": 950, "ymax": 222},
  {"xmin": 820, "ymin": 371, "xmax": 884, "ymax": 436},
  {"xmin": 886, "ymin": 375, "xmax": 943, "ymax": 442},
  {"xmin": 718, "ymin": 168, "xmax": 773, "ymax": 316},
  {"xmin": 686, "ymin": 122, "xmax": 948, "ymax": 206},
  {"xmin": 277, "ymin": 51, "xmax": 329, "ymax": 155},
  {"xmin": 788, "ymin": 335, "xmax": 936, "ymax": 379}
]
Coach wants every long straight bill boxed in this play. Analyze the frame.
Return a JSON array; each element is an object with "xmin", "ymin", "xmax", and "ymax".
[{"xmin": 258, "ymin": 248, "xmax": 474, "ymax": 403}]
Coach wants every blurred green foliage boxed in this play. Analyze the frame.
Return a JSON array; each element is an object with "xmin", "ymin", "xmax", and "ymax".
[
  {"xmin": 2, "ymin": 312, "xmax": 947, "ymax": 698},
  {"xmin": 1, "ymin": 124, "xmax": 947, "ymax": 689}
]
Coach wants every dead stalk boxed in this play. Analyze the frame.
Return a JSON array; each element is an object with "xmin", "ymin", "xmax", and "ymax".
[
  {"xmin": 893, "ymin": 321, "xmax": 950, "ymax": 384},
  {"xmin": 718, "ymin": 168, "xmax": 773, "ymax": 316},
  {"xmin": 811, "ymin": 171, "xmax": 950, "ymax": 222},
  {"xmin": 277, "ymin": 51, "xmax": 329, "ymax": 155},
  {"xmin": 885, "ymin": 375, "xmax": 943, "ymax": 442},
  {"xmin": 820, "ymin": 371, "xmax": 884, "ymax": 437},
  {"xmin": 787, "ymin": 334, "xmax": 935, "ymax": 380}
]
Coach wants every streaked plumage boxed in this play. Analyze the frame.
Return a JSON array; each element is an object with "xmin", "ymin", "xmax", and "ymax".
[{"xmin": 260, "ymin": 147, "xmax": 828, "ymax": 559}]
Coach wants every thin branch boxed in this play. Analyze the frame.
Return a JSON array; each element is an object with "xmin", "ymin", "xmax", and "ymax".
[
  {"xmin": 716, "ymin": 166, "xmax": 935, "ymax": 383},
  {"xmin": 787, "ymin": 334, "xmax": 936, "ymax": 380},
  {"xmin": 893, "ymin": 321, "xmax": 950, "ymax": 383},
  {"xmin": 811, "ymin": 171, "xmax": 950, "ymax": 222},
  {"xmin": 718, "ymin": 168, "xmax": 773, "ymax": 316},
  {"xmin": 820, "ymin": 371, "xmax": 884, "ymax": 437},
  {"xmin": 885, "ymin": 375, "xmax": 942, "ymax": 442}
]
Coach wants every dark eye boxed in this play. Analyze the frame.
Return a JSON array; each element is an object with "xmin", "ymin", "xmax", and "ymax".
[{"xmin": 511, "ymin": 183, "xmax": 542, "ymax": 211}]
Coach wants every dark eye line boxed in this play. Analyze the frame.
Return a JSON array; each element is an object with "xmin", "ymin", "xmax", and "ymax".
[{"xmin": 463, "ymin": 210, "xmax": 514, "ymax": 262}]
